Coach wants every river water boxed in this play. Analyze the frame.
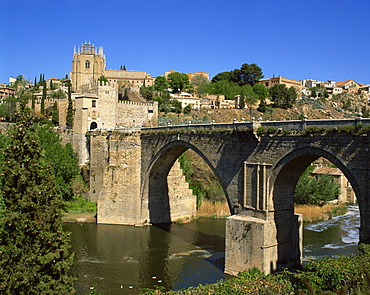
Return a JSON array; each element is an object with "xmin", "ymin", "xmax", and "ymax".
[{"xmin": 63, "ymin": 206, "xmax": 360, "ymax": 295}]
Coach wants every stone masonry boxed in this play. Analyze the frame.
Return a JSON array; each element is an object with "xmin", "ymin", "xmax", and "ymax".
[{"xmin": 88, "ymin": 118, "xmax": 370, "ymax": 275}]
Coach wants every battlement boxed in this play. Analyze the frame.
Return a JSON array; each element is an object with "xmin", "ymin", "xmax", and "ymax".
[{"xmin": 118, "ymin": 100, "xmax": 156, "ymax": 107}]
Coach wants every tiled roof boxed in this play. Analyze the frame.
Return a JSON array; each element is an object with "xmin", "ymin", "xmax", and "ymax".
[{"xmin": 312, "ymin": 167, "xmax": 342, "ymax": 176}]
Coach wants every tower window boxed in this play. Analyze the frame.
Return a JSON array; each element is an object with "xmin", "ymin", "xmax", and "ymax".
[
  {"xmin": 85, "ymin": 60, "xmax": 90, "ymax": 69},
  {"xmin": 92, "ymin": 100, "xmax": 96, "ymax": 107}
]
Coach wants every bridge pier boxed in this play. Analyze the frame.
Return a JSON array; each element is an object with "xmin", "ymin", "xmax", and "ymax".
[{"xmin": 225, "ymin": 213, "xmax": 303, "ymax": 275}]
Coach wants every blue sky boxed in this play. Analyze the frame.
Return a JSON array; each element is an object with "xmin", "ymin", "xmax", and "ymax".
[{"xmin": 1, "ymin": 0, "xmax": 369, "ymax": 85}]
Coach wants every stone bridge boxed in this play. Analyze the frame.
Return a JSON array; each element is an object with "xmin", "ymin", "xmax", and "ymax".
[{"xmin": 88, "ymin": 118, "xmax": 370, "ymax": 275}]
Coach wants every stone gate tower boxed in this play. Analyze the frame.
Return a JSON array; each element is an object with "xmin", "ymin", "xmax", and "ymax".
[{"xmin": 70, "ymin": 42, "xmax": 106, "ymax": 92}]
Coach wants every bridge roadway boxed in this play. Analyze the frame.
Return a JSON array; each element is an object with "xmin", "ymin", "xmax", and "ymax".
[{"xmin": 89, "ymin": 118, "xmax": 370, "ymax": 275}]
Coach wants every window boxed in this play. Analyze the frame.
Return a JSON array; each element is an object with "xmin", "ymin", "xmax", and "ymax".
[
  {"xmin": 85, "ymin": 60, "xmax": 90, "ymax": 69},
  {"xmin": 90, "ymin": 122, "xmax": 98, "ymax": 130},
  {"xmin": 92, "ymin": 100, "xmax": 96, "ymax": 107}
]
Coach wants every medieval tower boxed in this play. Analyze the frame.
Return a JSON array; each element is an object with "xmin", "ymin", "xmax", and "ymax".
[{"xmin": 70, "ymin": 42, "xmax": 106, "ymax": 92}]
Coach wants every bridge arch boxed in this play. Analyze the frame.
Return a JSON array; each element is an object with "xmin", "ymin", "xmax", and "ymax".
[
  {"xmin": 269, "ymin": 146, "xmax": 361, "ymax": 270},
  {"xmin": 142, "ymin": 140, "xmax": 231, "ymax": 223}
]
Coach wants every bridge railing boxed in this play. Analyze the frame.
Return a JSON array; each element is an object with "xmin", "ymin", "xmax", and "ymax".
[{"xmin": 141, "ymin": 118, "xmax": 370, "ymax": 132}]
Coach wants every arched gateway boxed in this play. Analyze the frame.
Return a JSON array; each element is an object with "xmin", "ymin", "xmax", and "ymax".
[{"xmin": 88, "ymin": 119, "xmax": 370, "ymax": 275}]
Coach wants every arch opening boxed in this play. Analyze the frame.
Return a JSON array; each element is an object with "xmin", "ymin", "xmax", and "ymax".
[
  {"xmin": 271, "ymin": 148, "xmax": 360, "ymax": 271},
  {"xmin": 89, "ymin": 121, "xmax": 97, "ymax": 130},
  {"xmin": 145, "ymin": 142, "xmax": 231, "ymax": 224}
]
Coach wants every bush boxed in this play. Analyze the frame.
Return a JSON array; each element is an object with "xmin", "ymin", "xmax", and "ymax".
[{"xmin": 294, "ymin": 165, "xmax": 340, "ymax": 205}]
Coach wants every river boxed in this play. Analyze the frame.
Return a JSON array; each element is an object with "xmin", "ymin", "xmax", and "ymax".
[{"xmin": 63, "ymin": 206, "xmax": 360, "ymax": 295}]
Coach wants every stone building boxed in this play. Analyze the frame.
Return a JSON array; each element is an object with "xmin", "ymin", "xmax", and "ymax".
[
  {"xmin": 258, "ymin": 76, "xmax": 302, "ymax": 98},
  {"xmin": 62, "ymin": 42, "xmax": 159, "ymax": 165},
  {"xmin": 0, "ymin": 86, "xmax": 15, "ymax": 101},
  {"xmin": 70, "ymin": 42, "xmax": 154, "ymax": 92}
]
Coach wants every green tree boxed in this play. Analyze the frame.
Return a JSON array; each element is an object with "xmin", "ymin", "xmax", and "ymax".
[
  {"xmin": 139, "ymin": 86, "xmax": 153, "ymax": 100},
  {"xmin": 41, "ymin": 81, "xmax": 47, "ymax": 116},
  {"xmin": 167, "ymin": 72, "xmax": 191, "ymax": 93},
  {"xmin": 309, "ymin": 85, "xmax": 328, "ymax": 99},
  {"xmin": 294, "ymin": 165, "xmax": 340, "ymax": 205},
  {"xmin": 233, "ymin": 63, "xmax": 264, "ymax": 86},
  {"xmin": 154, "ymin": 76, "xmax": 168, "ymax": 92},
  {"xmin": 253, "ymin": 83, "xmax": 269, "ymax": 100},
  {"xmin": 36, "ymin": 124, "xmax": 80, "ymax": 201},
  {"xmin": 210, "ymin": 80, "xmax": 241, "ymax": 100},
  {"xmin": 257, "ymin": 98, "xmax": 268, "ymax": 113},
  {"xmin": 0, "ymin": 98, "xmax": 75, "ymax": 294},
  {"xmin": 31, "ymin": 94, "xmax": 36, "ymax": 110},
  {"xmin": 171, "ymin": 99, "xmax": 182, "ymax": 114},
  {"xmin": 51, "ymin": 103, "xmax": 59, "ymax": 126},
  {"xmin": 183, "ymin": 104, "xmax": 192, "ymax": 114},
  {"xmin": 211, "ymin": 71, "xmax": 232, "ymax": 83},
  {"xmin": 0, "ymin": 96, "xmax": 17, "ymax": 122},
  {"xmin": 238, "ymin": 94, "xmax": 245, "ymax": 109},
  {"xmin": 66, "ymin": 82, "xmax": 74, "ymax": 129},
  {"xmin": 242, "ymin": 84, "xmax": 259, "ymax": 107},
  {"xmin": 97, "ymin": 75, "xmax": 109, "ymax": 86},
  {"xmin": 51, "ymin": 89, "xmax": 66, "ymax": 100},
  {"xmin": 269, "ymin": 84, "xmax": 297, "ymax": 109}
]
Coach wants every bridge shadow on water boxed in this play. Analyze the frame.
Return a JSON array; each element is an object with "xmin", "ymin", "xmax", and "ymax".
[{"xmin": 154, "ymin": 222, "xmax": 226, "ymax": 271}]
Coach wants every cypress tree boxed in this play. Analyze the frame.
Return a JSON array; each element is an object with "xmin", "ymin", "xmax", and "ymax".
[
  {"xmin": 31, "ymin": 95, "xmax": 36, "ymax": 110},
  {"xmin": 123, "ymin": 65, "xmax": 127, "ymax": 71},
  {"xmin": 0, "ymin": 96, "xmax": 75, "ymax": 294},
  {"xmin": 41, "ymin": 81, "xmax": 46, "ymax": 116},
  {"xmin": 66, "ymin": 82, "xmax": 73, "ymax": 129},
  {"xmin": 51, "ymin": 102, "xmax": 59, "ymax": 126}
]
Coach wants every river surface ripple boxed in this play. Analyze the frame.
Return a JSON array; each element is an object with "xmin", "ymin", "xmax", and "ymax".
[{"xmin": 64, "ymin": 206, "xmax": 360, "ymax": 295}]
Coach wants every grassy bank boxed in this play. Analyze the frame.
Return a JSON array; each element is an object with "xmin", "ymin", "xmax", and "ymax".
[
  {"xmin": 295, "ymin": 204, "xmax": 348, "ymax": 222},
  {"xmin": 139, "ymin": 244, "xmax": 370, "ymax": 295},
  {"xmin": 62, "ymin": 196, "xmax": 96, "ymax": 223}
]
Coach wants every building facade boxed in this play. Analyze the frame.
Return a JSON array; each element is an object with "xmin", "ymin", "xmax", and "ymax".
[
  {"xmin": 258, "ymin": 76, "xmax": 302, "ymax": 97},
  {"xmin": 70, "ymin": 42, "xmax": 155, "ymax": 92}
]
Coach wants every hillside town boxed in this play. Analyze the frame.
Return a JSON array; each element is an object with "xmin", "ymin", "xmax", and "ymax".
[{"xmin": 1, "ymin": 42, "xmax": 369, "ymax": 116}]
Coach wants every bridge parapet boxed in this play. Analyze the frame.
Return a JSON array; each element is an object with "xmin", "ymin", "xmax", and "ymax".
[{"xmin": 141, "ymin": 118, "xmax": 370, "ymax": 133}]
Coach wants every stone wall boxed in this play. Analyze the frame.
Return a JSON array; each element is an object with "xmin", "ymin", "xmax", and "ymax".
[
  {"xmin": 89, "ymin": 131, "xmax": 196, "ymax": 224},
  {"xmin": 116, "ymin": 101, "xmax": 158, "ymax": 128}
]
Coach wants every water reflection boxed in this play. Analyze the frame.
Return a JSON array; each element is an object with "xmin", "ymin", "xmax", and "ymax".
[
  {"xmin": 64, "ymin": 218, "xmax": 228, "ymax": 295},
  {"xmin": 64, "ymin": 207, "xmax": 360, "ymax": 294}
]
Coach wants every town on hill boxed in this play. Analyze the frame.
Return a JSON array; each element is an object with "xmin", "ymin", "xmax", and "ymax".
[{"xmin": 0, "ymin": 41, "xmax": 369, "ymax": 163}]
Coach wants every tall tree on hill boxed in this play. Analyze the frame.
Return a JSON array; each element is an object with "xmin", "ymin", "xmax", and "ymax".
[
  {"xmin": 51, "ymin": 102, "xmax": 59, "ymax": 126},
  {"xmin": 0, "ymin": 96, "xmax": 75, "ymax": 294},
  {"xmin": 41, "ymin": 81, "xmax": 46, "ymax": 116},
  {"xmin": 66, "ymin": 81, "xmax": 73, "ymax": 129},
  {"xmin": 154, "ymin": 76, "xmax": 168, "ymax": 93},
  {"xmin": 269, "ymin": 84, "xmax": 297, "ymax": 109},
  {"xmin": 167, "ymin": 72, "xmax": 191, "ymax": 93}
]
